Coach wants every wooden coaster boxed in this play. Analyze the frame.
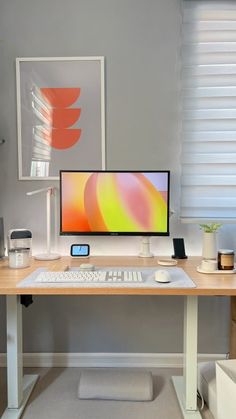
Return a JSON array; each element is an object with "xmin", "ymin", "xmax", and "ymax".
[{"xmin": 157, "ymin": 259, "xmax": 177, "ymax": 266}]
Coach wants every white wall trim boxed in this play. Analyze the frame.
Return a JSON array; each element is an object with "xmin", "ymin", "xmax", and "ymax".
[{"xmin": 0, "ymin": 352, "xmax": 227, "ymax": 368}]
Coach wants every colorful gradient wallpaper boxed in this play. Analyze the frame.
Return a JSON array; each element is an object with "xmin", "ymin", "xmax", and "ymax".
[{"xmin": 60, "ymin": 172, "xmax": 169, "ymax": 234}]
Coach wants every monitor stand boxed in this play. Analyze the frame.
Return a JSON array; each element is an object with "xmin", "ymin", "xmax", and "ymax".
[{"xmin": 138, "ymin": 236, "xmax": 154, "ymax": 258}]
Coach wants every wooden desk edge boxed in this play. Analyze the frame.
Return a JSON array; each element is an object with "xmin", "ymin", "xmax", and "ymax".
[{"xmin": 0, "ymin": 255, "xmax": 236, "ymax": 295}]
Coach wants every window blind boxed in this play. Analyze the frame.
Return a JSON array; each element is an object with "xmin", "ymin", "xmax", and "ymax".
[{"xmin": 180, "ymin": 0, "xmax": 236, "ymax": 221}]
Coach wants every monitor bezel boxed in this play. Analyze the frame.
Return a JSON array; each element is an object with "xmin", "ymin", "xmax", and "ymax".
[{"xmin": 59, "ymin": 170, "xmax": 170, "ymax": 236}]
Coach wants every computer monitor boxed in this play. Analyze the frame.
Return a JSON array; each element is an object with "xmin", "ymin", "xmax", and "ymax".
[{"xmin": 60, "ymin": 170, "xmax": 170, "ymax": 243}]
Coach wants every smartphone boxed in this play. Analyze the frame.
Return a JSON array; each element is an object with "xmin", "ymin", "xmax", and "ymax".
[{"xmin": 70, "ymin": 244, "xmax": 90, "ymax": 257}]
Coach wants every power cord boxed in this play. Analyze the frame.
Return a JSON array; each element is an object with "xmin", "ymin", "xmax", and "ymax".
[{"xmin": 197, "ymin": 389, "xmax": 205, "ymax": 410}]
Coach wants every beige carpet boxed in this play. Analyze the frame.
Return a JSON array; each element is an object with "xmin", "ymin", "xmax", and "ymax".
[{"xmin": 0, "ymin": 367, "xmax": 214, "ymax": 419}]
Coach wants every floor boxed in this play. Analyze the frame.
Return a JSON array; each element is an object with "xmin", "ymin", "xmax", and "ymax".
[{"xmin": 0, "ymin": 367, "xmax": 214, "ymax": 419}]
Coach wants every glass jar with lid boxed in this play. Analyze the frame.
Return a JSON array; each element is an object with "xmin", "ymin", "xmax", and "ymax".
[{"xmin": 218, "ymin": 249, "xmax": 235, "ymax": 270}]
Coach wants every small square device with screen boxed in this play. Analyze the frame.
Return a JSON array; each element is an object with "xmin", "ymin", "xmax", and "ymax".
[{"xmin": 70, "ymin": 244, "xmax": 90, "ymax": 257}]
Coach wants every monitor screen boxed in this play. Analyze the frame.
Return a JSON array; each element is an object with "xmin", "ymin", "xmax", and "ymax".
[{"xmin": 60, "ymin": 171, "xmax": 170, "ymax": 236}]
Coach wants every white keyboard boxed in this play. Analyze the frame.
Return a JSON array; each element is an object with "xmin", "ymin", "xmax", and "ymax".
[{"xmin": 35, "ymin": 270, "xmax": 144, "ymax": 284}]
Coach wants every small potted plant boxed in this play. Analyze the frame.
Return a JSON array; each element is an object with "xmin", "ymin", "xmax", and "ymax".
[
  {"xmin": 199, "ymin": 223, "xmax": 222, "ymax": 233},
  {"xmin": 199, "ymin": 223, "xmax": 222, "ymax": 259}
]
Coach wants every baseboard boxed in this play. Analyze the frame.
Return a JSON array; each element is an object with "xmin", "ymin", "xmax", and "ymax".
[{"xmin": 0, "ymin": 352, "xmax": 227, "ymax": 368}]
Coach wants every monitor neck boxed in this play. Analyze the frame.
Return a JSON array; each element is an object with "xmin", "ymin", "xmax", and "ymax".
[{"xmin": 138, "ymin": 236, "xmax": 154, "ymax": 258}]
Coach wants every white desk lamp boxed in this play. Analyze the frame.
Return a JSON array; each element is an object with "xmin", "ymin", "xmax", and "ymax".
[{"xmin": 27, "ymin": 187, "xmax": 61, "ymax": 260}]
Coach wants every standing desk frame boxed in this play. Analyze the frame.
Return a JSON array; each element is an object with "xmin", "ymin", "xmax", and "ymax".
[{"xmin": 1, "ymin": 256, "xmax": 236, "ymax": 419}]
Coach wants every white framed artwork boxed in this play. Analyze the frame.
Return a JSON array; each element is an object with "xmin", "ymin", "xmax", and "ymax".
[{"xmin": 16, "ymin": 57, "xmax": 106, "ymax": 180}]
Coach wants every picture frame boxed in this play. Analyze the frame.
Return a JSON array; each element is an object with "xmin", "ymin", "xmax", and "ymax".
[{"xmin": 16, "ymin": 57, "xmax": 106, "ymax": 180}]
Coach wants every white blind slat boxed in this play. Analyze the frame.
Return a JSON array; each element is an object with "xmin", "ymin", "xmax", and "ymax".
[
  {"xmin": 183, "ymin": 64, "xmax": 236, "ymax": 77},
  {"xmin": 183, "ymin": 130, "xmax": 236, "ymax": 141},
  {"xmin": 184, "ymin": 109, "xmax": 236, "ymax": 119},
  {"xmin": 181, "ymin": 196, "xmax": 236, "ymax": 208},
  {"xmin": 183, "ymin": 30, "xmax": 236, "ymax": 43},
  {"xmin": 183, "ymin": 97, "xmax": 236, "ymax": 110},
  {"xmin": 184, "ymin": 20, "xmax": 236, "ymax": 31},
  {"xmin": 183, "ymin": 75, "xmax": 236, "ymax": 88},
  {"xmin": 184, "ymin": 119, "xmax": 236, "ymax": 130},
  {"xmin": 184, "ymin": 10, "xmax": 236, "ymax": 22},
  {"xmin": 183, "ymin": 163, "xmax": 236, "ymax": 176},
  {"xmin": 182, "ymin": 153, "xmax": 236, "ymax": 164},
  {"xmin": 183, "ymin": 142, "xmax": 236, "ymax": 153},
  {"xmin": 183, "ymin": 42, "xmax": 236, "ymax": 53},
  {"xmin": 183, "ymin": 86, "xmax": 236, "ymax": 97},
  {"xmin": 182, "ymin": 175, "xmax": 236, "ymax": 186},
  {"xmin": 183, "ymin": 52, "xmax": 236, "ymax": 66},
  {"xmin": 181, "ymin": 1, "xmax": 236, "ymax": 221}
]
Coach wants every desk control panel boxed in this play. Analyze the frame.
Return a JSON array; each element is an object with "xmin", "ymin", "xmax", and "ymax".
[{"xmin": 35, "ymin": 270, "xmax": 144, "ymax": 284}]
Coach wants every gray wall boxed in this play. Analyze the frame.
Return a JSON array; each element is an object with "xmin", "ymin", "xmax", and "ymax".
[{"xmin": 0, "ymin": 0, "xmax": 233, "ymax": 354}]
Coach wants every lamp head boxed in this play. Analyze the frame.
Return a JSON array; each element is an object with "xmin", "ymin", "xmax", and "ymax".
[{"xmin": 26, "ymin": 187, "xmax": 55, "ymax": 196}]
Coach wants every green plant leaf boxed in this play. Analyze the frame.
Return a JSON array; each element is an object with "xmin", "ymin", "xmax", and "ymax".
[{"xmin": 199, "ymin": 223, "xmax": 222, "ymax": 233}]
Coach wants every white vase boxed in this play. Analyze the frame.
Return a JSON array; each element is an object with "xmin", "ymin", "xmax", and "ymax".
[{"xmin": 202, "ymin": 232, "xmax": 217, "ymax": 260}]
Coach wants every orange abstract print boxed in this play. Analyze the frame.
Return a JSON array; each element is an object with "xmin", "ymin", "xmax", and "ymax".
[
  {"xmin": 40, "ymin": 88, "xmax": 81, "ymax": 150},
  {"xmin": 41, "ymin": 88, "xmax": 81, "ymax": 107}
]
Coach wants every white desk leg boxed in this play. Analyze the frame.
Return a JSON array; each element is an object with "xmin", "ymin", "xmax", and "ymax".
[
  {"xmin": 1, "ymin": 296, "xmax": 38, "ymax": 419},
  {"xmin": 172, "ymin": 296, "xmax": 201, "ymax": 418},
  {"xmin": 6, "ymin": 295, "xmax": 23, "ymax": 408}
]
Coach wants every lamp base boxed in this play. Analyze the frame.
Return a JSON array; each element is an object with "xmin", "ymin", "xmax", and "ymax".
[{"xmin": 34, "ymin": 253, "xmax": 61, "ymax": 261}]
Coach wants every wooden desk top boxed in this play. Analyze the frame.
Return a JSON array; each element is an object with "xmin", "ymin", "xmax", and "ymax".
[{"xmin": 0, "ymin": 256, "xmax": 235, "ymax": 296}]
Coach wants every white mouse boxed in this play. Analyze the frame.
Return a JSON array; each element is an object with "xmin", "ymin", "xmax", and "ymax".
[
  {"xmin": 80, "ymin": 263, "xmax": 95, "ymax": 270},
  {"xmin": 154, "ymin": 270, "xmax": 171, "ymax": 283}
]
